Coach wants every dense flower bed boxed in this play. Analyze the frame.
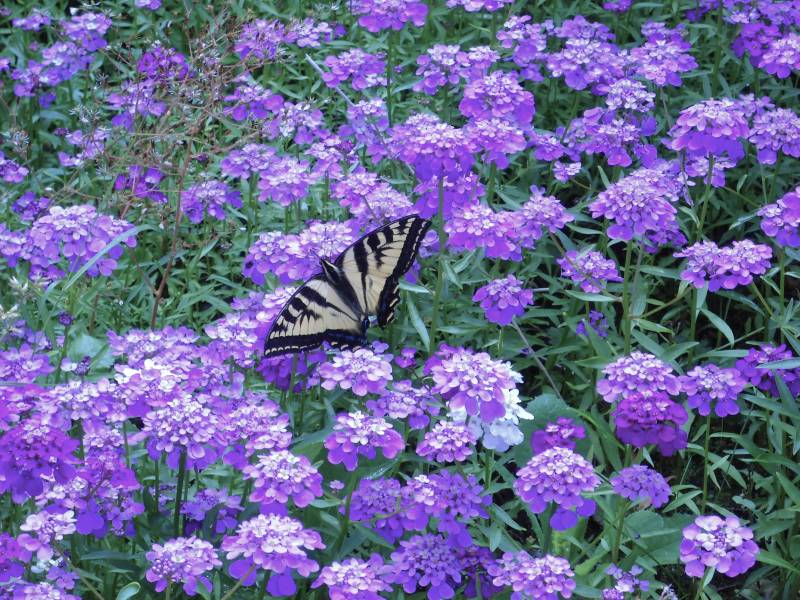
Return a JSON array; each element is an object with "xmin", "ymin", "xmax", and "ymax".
[{"xmin": 1, "ymin": 0, "xmax": 799, "ymax": 598}]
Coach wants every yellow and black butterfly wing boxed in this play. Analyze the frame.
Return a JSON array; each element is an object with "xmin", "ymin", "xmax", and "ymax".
[
  {"xmin": 335, "ymin": 215, "xmax": 431, "ymax": 327},
  {"xmin": 263, "ymin": 276, "xmax": 367, "ymax": 357}
]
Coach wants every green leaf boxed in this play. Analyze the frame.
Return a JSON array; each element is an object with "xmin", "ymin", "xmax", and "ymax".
[
  {"xmin": 756, "ymin": 550, "xmax": 800, "ymax": 576},
  {"xmin": 700, "ymin": 308, "xmax": 735, "ymax": 346},
  {"xmin": 115, "ymin": 583, "xmax": 141, "ymax": 600},
  {"xmin": 404, "ymin": 295, "xmax": 430, "ymax": 350},
  {"xmin": 564, "ymin": 290, "xmax": 616, "ymax": 303}
]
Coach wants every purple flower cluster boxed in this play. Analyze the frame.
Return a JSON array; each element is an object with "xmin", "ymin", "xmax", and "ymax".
[
  {"xmin": 459, "ymin": 71, "xmax": 535, "ymax": 126},
  {"xmin": 114, "ymin": 165, "xmax": 167, "ymax": 203},
  {"xmin": 366, "ymin": 380, "xmax": 439, "ymax": 430},
  {"xmin": 680, "ymin": 515, "xmax": 759, "ymax": 578},
  {"xmin": 417, "ymin": 420, "xmax": 477, "ymax": 463},
  {"xmin": 0, "ymin": 150, "xmax": 30, "ymax": 183},
  {"xmin": 668, "ymin": 98, "xmax": 750, "ymax": 160},
  {"xmin": 735, "ymin": 343, "xmax": 800, "ymax": 398},
  {"xmin": 223, "ymin": 81, "xmax": 284, "ymax": 122},
  {"xmin": 221, "ymin": 514, "xmax": 324, "ymax": 594},
  {"xmin": 243, "ymin": 450, "xmax": 323, "ymax": 508},
  {"xmin": 558, "ymin": 250, "xmax": 622, "ymax": 293},
  {"xmin": 312, "ymin": 555, "xmax": 392, "ymax": 600},
  {"xmin": 630, "ymin": 23, "xmax": 697, "ymax": 87},
  {"xmin": 602, "ymin": 564, "xmax": 649, "ymax": 599},
  {"xmin": 681, "ymin": 364, "xmax": 747, "ymax": 417},
  {"xmin": 759, "ymin": 186, "xmax": 800, "ymax": 247},
  {"xmin": 598, "ymin": 352, "xmax": 688, "ymax": 455},
  {"xmin": 350, "ymin": 0, "xmax": 428, "ymax": 32},
  {"xmin": 426, "ymin": 344, "xmax": 522, "ymax": 421},
  {"xmin": 243, "ymin": 220, "xmax": 357, "ymax": 285},
  {"xmin": 318, "ymin": 346, "xmax": 394, "ymax": 396},
  {"xmin": 18, "ymin": 509, "xmax": 77, "ymax": 561},
  {"xmin": 489, "ymin": 552, "xmax": 576, "ymax": 600},
  {"xmin": 390, "ymin": 113, "xmax": 474, "ymax": 181},
  {"xmin": 181, "ymin": 180, "xmax": 242, "ymax": 224},
  {"xmin": 384, "ymin": 533, "xmax": 463, "ymax": 600},
  {"xmin": 610, "ymin": 465, "xmax": 671, "ymax": 508},
  {"xmin": 324, "ymin": 411, "xmax": 404, "ymax": 471},
  {"xmin": 472, "ymin": 275, "xmax": 534, "ymax": 326},
  {"xmin": 447, "ymin": 0, "xmax": 514, "ymax": 11},
  {"xmin": 515, "ymin": 446, "xmax": 600, "ymax": 530},
  {"xmin": 675, "ymin": 239, "xmax": 772, "ymax": 291},
  {"xmin": 531, "ymin": 417, "xmax": 586, "ymax": 454},
  {"xmin": 323, "ymin": 49, "xmax": 386, "ymax": 90},
  {"xmin": 589, "ymin": 163, "xmax": 686, "ymax": 251},
  {"xmin": 145, "ymin": 537, "xmax": 221, "ymax": 596},
  {"xmin": 749, "ymin": 106, "xmax": 800, "ymax": 164}
]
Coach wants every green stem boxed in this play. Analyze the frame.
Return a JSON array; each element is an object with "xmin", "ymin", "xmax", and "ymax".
[
  {"xmin": 693, "ymin": 571, "xmax": 708, "ymax": 600},
  {"xmin": 385, "ymin": 32, "xmax": 394, "ymax": 127},
  {"xmin": 173, "ymin": 449, "xmax": 187, "ymax": 537},
  {"xmin": 510, "ymin": 319, "xmax": 564, "ymax": 404},
  {"xmin": 429, "ymin": 178, "xmax": 447, "ymax": 353},
  {"xmin": 611, "ymin": 501, "xmax": 629, "ymax": 564},
  {"xmin": 165, "ymin": 584, "xmax": 172, "ymax": 600},
  {"xmin": 486, "ymin": 163, "xmax": 497, "ymax": 205},
  {"xmin": 621, "ymin": 241, "xmax": 634, "ymax": 353},
  {"xmin": 700, "ymin": 413, "xmax": 712, "ymax": 513},
  {"xmin": 220, "ymin": 564, "xmax": 258, "ymax": 600},
  {"xmin": 695, "ymin": 157, "xmax": 715, "ymax": 242}
]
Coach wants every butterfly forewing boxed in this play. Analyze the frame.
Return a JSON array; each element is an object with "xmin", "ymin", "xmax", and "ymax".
[
  {"xmin": 264, "ymin": 277, "xmax": 366, "ymax": 357},
  {"xmin": 336, "ymin": 215, "xmax": 431, "ymax": 319}
]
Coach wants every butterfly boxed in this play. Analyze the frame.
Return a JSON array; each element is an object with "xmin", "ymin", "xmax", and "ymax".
[{"xmin": 263, "ymin": 215, "xmax": 431, "ymax": 357}]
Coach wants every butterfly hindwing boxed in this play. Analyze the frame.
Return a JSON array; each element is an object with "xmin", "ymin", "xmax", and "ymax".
[
  {"xmin": 264, "ymin": 276, "xmax": 367, "ymax": 357},
  {"xmin": 336, "ymin": 215, "xmax": 431, "ymax": 321}
]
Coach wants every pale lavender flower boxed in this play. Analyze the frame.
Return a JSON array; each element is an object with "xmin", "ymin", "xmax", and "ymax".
[
  {"xmin": 558, "ymin": 250, "xmax": 622, "ymax": 293},
  {"xmin": 417, "ymin": 420, "xmax": 477, "ymax": 463},
  {"xmin": 675, "ymin": 240, "xmax": 772, "ymax": 291},
  {"xmin": 243, "ymin": 450, "xmax": 323, "ymax": 508},
  {"xmin": 610, "ymin": 465, "xmax": 671, "ymax": 508},
  {"xmin": 489, "ymin": 552, "xmax": 576, "ymax": 600},
  {"xmin": 447, "ymin": 0, "xmax": 513, "ymax": 10},
  {"xmin": 531, "ymin": 417, "xmax": 586, "ymax": 454},
  {"xmin": 323, "ymin": 49, "xmax": 386, "ymax": 90},
  {"xmin": 384, "ymin": 534, "xmax": 463, "ymax": 600},
  {"xmin": 366, "ymin": 380, "xmax": 439, "ymax": 429},
  {"xmin": 602, "ymin": 564, "xmax": 649, "ymax": 599},
  {"xmin": 459, "ymin": 71, "xmax": 535, "ymax": 126},
  {"xmin": 181, "ymin": 180, "xmax": 242, "ymax": 224},
  {"xmin": 145, "ymin": 537, "xmax": 221, "ymax": 596},
  {"xmin": 318, "ymin": 346, "xmax": 394, "ymax": 396},
  {"xmin": 18, "ymin": 510, "xmax": 77, "ymax": 562},
  {"xmin": 0, "ymin": 151, "xmax": 29, "ymax": 183},
  {"xmin": 748, "ymin": 106, "xmax": 800, "ymax": 164},
  {"xmin": 515, "ymin": 447, "xmax": 600, "ymax": 530},
  {"xmin": 351, "ymin": 0, "xmax": 428, "ymax": 32},
  {"xmin": 390, "ymin": 113, "xmax": 474, "ymax": 181},
  {"xmin": 668, "ymin": 98, "xmax": 750, "ymax": 160},
  {"xmin": 680, "ymin": 364, "xmax": 747, "ymax": 417},
  {"xmin": 760, "ymin": 34, "xmax": 800, "ymax": 79},
  {"xmin": 234, "ymin": 19, "xmax": 288, "ymax": 60},
  {"xmin": 324, "ymin": 412, "xmax": 404, "ymax": 471},
  {"xmin": 759, "ymin": 186, "xmax": 800, "ymax": 247},
  {"xmin": 465, "ymin": 118, "xmax": 527, "ymax": 169},
  {"xmin": 597, "ymin": 352, "xmax": 681, "ymax": 402},
  {"xmin": 311, "ymin": 555, "xmax": 392, "ymax": 599},
  {"xmin": 680, "ymin": 515, "xmax": 759, "ymax": 578}
]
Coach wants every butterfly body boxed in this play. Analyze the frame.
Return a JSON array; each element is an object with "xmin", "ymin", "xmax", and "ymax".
[{"xmin": 264, "ymin": 215, "xmax": 431, "ymax": 357}]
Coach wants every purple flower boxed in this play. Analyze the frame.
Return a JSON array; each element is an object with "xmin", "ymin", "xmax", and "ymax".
[
  {"xmin": 414, "ymin": 45, "xmax": 472, "ymax": 95},
  {"xmin": 287, "ymin": 18, "xmax": 339, "ymax": 48},
  {"xmin": 137, "ymin": 46, "xmax": 192, "ymax": 82},
  {"xmin": 588, "ymin": 163, "xmax": 686, "ymax": 251},
  {"xmin": 390, "ymin": 113, "xmax": 474, "ymax": 181},
  {"xmin": 323, "ymin": 49, "xmax": 386, "ymax": 90},
  {"xmin": 18, "ymin": 510, "xmax": 77, "ymax": 562},
  {"xmin": 318, "ymin": 346, "xmax": 394, "ymax": 396},
  {"xmin": 748, "ymin": 106, "xmax": 800, "ymax": 164},
  {"xmin": 553, "ymin": 161, "xmax": 582, "ymax": 182},
  {"xmin": 465, "ymin": 118, "xmax": 527, "ymax": 169},
  {"xmin": 145, "ymin": 537, "xmax": 221, "ymax": 596},
  {"xmin": 759, "ymin": 186, "xmax": 800, "ymax": 247},
  {"xmin": 311, "ymin": 555, "xmax": 392, "ymax": 599},
  {"xmin": 546, "ymin": 37, "xmax": 626, "ymax": 94},
  {"xmin": 447, "ymin": 0, "xmax": 513, "ymax": 10},
  {"xmin": 0, "ymin": 150, "xmax": 29, "ymax": 183},
  {"xmin": 497, "ymin": 16, "xmax": 549, "ymax": 81},
  {"xmin": 417, "ymin": 420, "xmax": 477, "ymax": 463},
  {"xmin": 181, "ymin": 180, "xmax": 242, "ymax": 224},
  {"xmin": 234, "ymin": 19, "xmax": 289, "ymax": 60},
  {"xmin": 0, "ymin": 224, "xmax": 28, "ymax": 267},
  {"xmin": 366, "ymin": 380, "xmax": 439, "ymax": 429},
  {"xmin": 0, "ymin": 533, "xmax": 31, "ymax": 582},
  {"xmin": 107, "ymin": 81, "xmax": 166, "ymax": 129},
  {"xmin": 114, "ymin": 165, "xmax": 167, "ymax": 203},
  {"xmin": 445, "ymin": 203, "xmax": 523, "ymax": 260},
  {"xmin": 0, "ymin": 416, "xmax": 78, "ymax": 501},
  {"xmin": 515, "ymin": 447, "xmax": 600, "ymax": 530},
  {"xmin": 262, "ymin": 100, "xmax": 327, "ymax": 145},
  {"xmin": 61, "ymin": 12, "xmax": 112, "ymax": 50},
  {"xmin": 675, "ymin": 240, "xmax": 772, "ymax": 291},
  {"xmin": 257, "ymin": 155, "xmax": 316, "ymax": 206},
  {"xmin": 680, "ymin": 515, "xmax": 759, "ymax": 578},
  {"xmin": 12, "ymin": 192, "xmax": 50, "ymax": 222},
  {"xmin": 613, "ymin": 395, "xmax": 689, "ymax": 455},
  {"xmin": 489, "ymin": 552, "xmax": 576, "ymax": 600},
  {"xmin": 182, "ymin": 489, "xmax": 242, "ymax": 535},
  {"xmin": 459, "ymin": 71, "xmax": 535, "ymax": 126},
  {"xmin": 11, "ymin": 583, "xmax": 80, "ymax": 600},
  {"xmin": 349, "ymin": 478, "xmax": 405, "ymax": 542},
  {"xmin": 324, "ymin": 412, "xmax": 404, "ymax": 471},
  {"xmin": 668, "ymin": 98, "xmax": 750, "ymax": 160},
  {"xmin": 610, "ymin": 465, "xmax": 671, "ymax": 508},
  {"xmin": 243, "ymin": 450, "xmax": 323, "ymax": 508},
  {"xmin": 221, "ymin": 514, "xmax": 324, "ymax": 594},
  {"xmin": 223, "ymin": 82, "xmax": 284, "ymax": 121},
  {"xmin": 13, "ymin": 9, "xmax": 52, "ymax": 31},
  {"xmin": 630, "ymin": 24, "xmax": 697, "ymax": 86},
  {"xmin": 735, "ymin": 343, "xmax": 800, "ymax": 397},
  {"xmin": 597, "ymin": 352, "xmax": 682, "ymax": 403},
  {"xmin": 558, "ymin": 250, "xmax": 622, "ymax": 294},
  {"xmin": 681, "ymin": 364, "xmax": 746, "ymax": 417},
  {"xmin": 472, "ymin": 275, "xmax": 534, "ymax": 326},
  {"xmin": 143, "ymin": 395, "xmax": 222, "ymax": 469},
  {"xmin": 414, "ymin": 174, "xmax": 484, "ymax": 220},
  {"xmin": 531, "ymin": 417, "xmax": 586, "ymax": 454},
  {"xmin": 350, "ymin": 0, "xmax": 428, "ymax": 32},
  {"xmin": 426, "ymin": 344, "xmax": 522, "ymax": 421},
  {"xmin": 332, "ymin": 171, "xmax": 414, "ymax": 228},
  {"xmin": 760, "ymin": 34, "xmax": 800, "ymax": 79},
  {"xmin": 384, "ymin": 534, "xmax": 463, "ymax": 600},
  {"xmin": 414, "ymin": 471, "xmax": 492, "ymax": 544},
  {"xmin": 572, "ymin": 107, "xmax": 657, "ymax": 167},
  {"xmin": 243, "ymin": 220, "xmax": 357, "ymax": 285},
  {"xmin": 602, "ymin": 564, "xmax": 649, "ymax": 599},
  {"xmin": 576, "ymin": 310, "xmax": 610, "ymax": 338},
  {"xmin": 0, "ymin": 344, "xmax": 54, "ymax": 382},
  {"xmin": 26, "ymin": 204, "xmax": 137, "ymax": 279}
]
